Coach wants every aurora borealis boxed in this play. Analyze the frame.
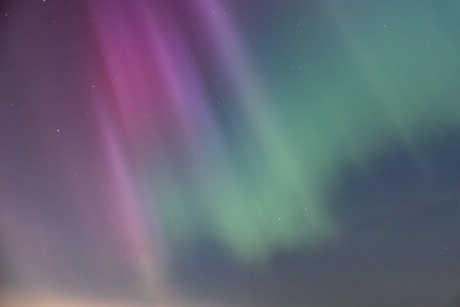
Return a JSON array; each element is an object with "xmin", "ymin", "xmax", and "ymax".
[{"xmin": 1, "ymin": 0, "xmax": 460, "ymax": 306}]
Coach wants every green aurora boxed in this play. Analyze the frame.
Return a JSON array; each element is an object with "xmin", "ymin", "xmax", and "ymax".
[{"xmin": 151, "ymin": 0, "xmax": 460, "ymax": 266}]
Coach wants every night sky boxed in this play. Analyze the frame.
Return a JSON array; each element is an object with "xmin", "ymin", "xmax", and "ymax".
[{"xmin": 1, "ymin": 0, "xmax": 460, "ymax": 306}]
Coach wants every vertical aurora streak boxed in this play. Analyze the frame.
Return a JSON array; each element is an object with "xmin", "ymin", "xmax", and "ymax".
[{"xmin": 1, "ymin": 0, "xmax": 460, "ymax": 305}]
